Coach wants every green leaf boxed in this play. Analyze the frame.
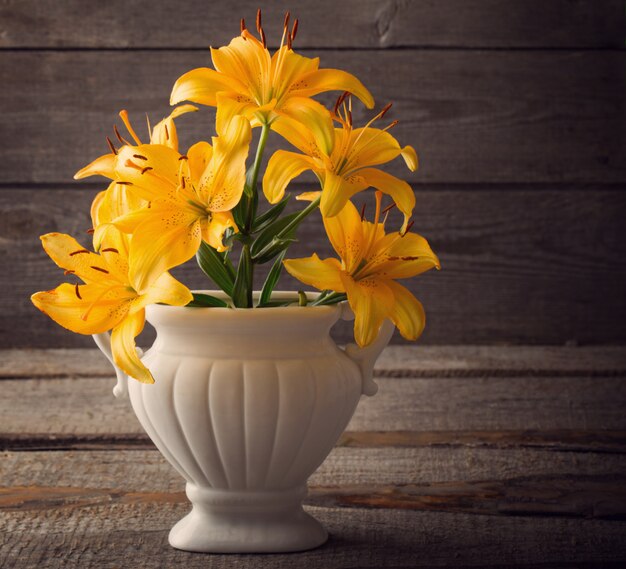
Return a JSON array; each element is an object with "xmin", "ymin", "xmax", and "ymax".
[
  {"xmin": 196, "ymin": 241, "xmax": 235, "ymax": 297},
  {"xmin": 250, "ymin": 212, "xmax": 300, "ymax": 259},
  {"xmin": 258, "ymin": 251, "xmax": 286, "ymax": 307},
  {"xmin": 232, "ymin": 245, "xmax": 253, "ymax": 308},
  {"xmin": 252, "ymin": 195, "xmax": 290, "ymax": 233},
  {"xmin": 186, "ymin": 293, "xmax": 229, "ymax": 308},
  {"xmin": 252, "ymin": 237, "xmax": 297, "ymax": 264}
]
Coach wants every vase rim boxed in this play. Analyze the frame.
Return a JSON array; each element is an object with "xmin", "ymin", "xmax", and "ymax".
[{"xmin": 145, "ymin": 290, "xmax": 350, "ymax": 325}]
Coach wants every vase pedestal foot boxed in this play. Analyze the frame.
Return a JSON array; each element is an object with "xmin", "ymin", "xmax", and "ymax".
[{"xmin": 168, "ymin": 484, "xmax": 328, "ymax": 553}]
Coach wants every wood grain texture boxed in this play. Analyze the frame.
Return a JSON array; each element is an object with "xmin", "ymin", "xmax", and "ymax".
[
  {"xmin": 2, "ymin": 475, "xmax": 626, "ymax": 520},
  {"xmin": 0, "ymin": 0, "xmax": 622, "ymax": 49},
  {"xmin": 3, "ymin": 187, "xmax": 625, "ymax": 346},
  {"xmin": 2, "ymin": 374, "xmax": 625, "ymax": 436},
  {"xmin": 2, "ymin": 346, "xmax": 626, "ymax": 378},
  {"xmin": 4, "ymin": 446, "xmax": 626, "ymax": 489},
  {"xmin": 2, "ymin": 503, "xmax": 625, "ymax": 568},
  {"xmin": 1, "ymin": 50, "xmax": 624, "ymax": 184}
]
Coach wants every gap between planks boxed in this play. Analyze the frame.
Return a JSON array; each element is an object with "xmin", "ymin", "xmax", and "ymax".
[{"xmin": 2, "ymin": 430, "xmax": 626, "ymax": 454}]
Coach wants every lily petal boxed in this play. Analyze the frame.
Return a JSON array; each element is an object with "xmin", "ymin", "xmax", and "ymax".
[
  {"xmin": 40, "ymin": 233, "xmax": 114, "ymax": 284},
  {"xmin": 368, "ymin": 231, "xmax": 441, "ymax": 279},
  {"xmin": 150, "ymin": 104, "xmax": 198, "ymax": 151},
  {"xmin": 358, "ymin": 168, "xmax": 415, "ymax": 230},
  {"xmin": 114, "ymin": 144, "xmax": 181, "ymax": 201},
  {"xmin": 340, "ymin": 274, "xmax": 395, "ymax": 347},
  {"xmin": 170, "ymin": 67, "xmax": 245, "ymax": 106},
  {"xmin": 319, "ymin": 171, "xmax": 368, "ymax": 219},
  {"xmin": 202, "ymin": 115, "xmax": 251, "ymax": 211},
  {"xmin": 74, "ymin": 153, "xmax": 116, "ymax": 180},
  {"xmin": 215, "ymin": 91, "xmax": 258, "ymax": 135},
  {"xmin": 270, "ymin": 47, "xmax": 319, "ymax": 100},
  {"xmin": 275, "ymin": 97, "xmax": 335, "ymax": 157},
  {"xmin": 128, "ymin": 204, "xmax": 203, "ymax": 293},
  {"xmin": 31, "ymin": 283, "xmax": 132, "ymax": 335},
  {"xmin": 283, "ymin": 254, "xmax": 345, "ymax": 292},
  {"xmin": 401, "ymin": 145, "xmax": 418, "ymax": 172},
  {"xmin": 291, "ymin": 68, "xmax": 374, "ymax": 109},
  {"xmin": 111, "ymin": 309, "xmax": 154, "ymax": 384},
  {"xmin": 187, "ymin": 141, "xmax": 213, "ymax": 186},
  {"xmin": 263, "ymin": 150, "xmax": 316, "ymax": 204},
  {"xmin": 130, "ymin": 272, "xmax": 192, "ymax": 314},
  {"xmin": 386, "ymin": 280, "xmax": 426, "ymax": 341},
  {"xmin": 211, "ymin": 35, "xmax": 271, "ymax": 101},
  {"xmin": 321, "ymin": 199, "xmax": 364, "ymax": 273}
]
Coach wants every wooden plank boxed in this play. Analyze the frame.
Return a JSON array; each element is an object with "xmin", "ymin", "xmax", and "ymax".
[
  {"xmin": 4, "ymin": 447, "xmax": 626, "ymax": 489},
  {"xmin": 1, "ymin": 503, "xmax": 625, "ymax": 568},
  {"xmin": 2, "ymin": 475, "xmax": 625, "ymax": 520},
  {"xmin": 2, "ymin": 346, "xmax": 626, "ymax": 379},
  {"xmin": 3, "ymin": 187, "xmax": 626, "ymax": 346},
  {"xmin": 1, "ymin": 50, "xmax": 625, "ymax": 184},
  {"xmin": 1, "ymin": 375, "xmax": 625, "ymax": 436},
  {"xmin": 0, "ymin": 0, "xmax": 621, "ymax": 49},
  {"xmin": 1, "ymin": 448, "xmax": 626, "ymax": 515}
]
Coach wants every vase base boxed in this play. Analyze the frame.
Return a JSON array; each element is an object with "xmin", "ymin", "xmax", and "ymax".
[{"xmin": 168, "ymin": 485, "xmax": 328, "ymax": 553}]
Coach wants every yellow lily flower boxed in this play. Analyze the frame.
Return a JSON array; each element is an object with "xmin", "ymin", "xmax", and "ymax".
[
  {"xmin": 283, "ymin": 193, "xmax": 440, "ymax": 347},
  {"xmin": 101, "ymin": 115, "xmax": 252, "ymax": 292},
  {"xmin": 31, "ymin": 230, "xmax": 192, "ymax": 383},
  {"xmin": 263, "ymin": 99, "xmax": 418, "ymax": 229},
  {"xmin": 170, "ymin": 11, "xmax": 374, "ymax": 133},
  {"xmin": 77, "ymin": 105, "xmax": 198, "ymax": 250}
]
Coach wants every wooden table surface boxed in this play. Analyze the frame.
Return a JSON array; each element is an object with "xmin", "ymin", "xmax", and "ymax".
[{"xmin": 1, "ymin": 346, "xmax": 626, "ymax": 568}]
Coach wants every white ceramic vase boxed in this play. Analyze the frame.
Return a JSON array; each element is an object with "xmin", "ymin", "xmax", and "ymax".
[{"xmin": 93, "ymin": 292, "xmax": 393, "ymax": 553}]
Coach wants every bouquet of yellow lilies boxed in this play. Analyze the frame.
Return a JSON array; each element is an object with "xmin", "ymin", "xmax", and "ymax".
[{"xmin": 31, "ymin": 11, "xmax": 440, "ymax": 384}]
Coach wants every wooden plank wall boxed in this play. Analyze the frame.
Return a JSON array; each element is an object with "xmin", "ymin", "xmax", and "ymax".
[{"xmin": 0, "ymin": 0, "xmax": 625, "ymax": 347}]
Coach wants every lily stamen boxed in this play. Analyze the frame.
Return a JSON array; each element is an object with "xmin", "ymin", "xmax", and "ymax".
[
  {"xmin": 64, "ymin": 269, "xmax": 75, "ymax": 275},
  {"xmin": 401, "ymin": 219, "xmax": 415, "ymax": 236},
  {"xmin": 69, "ymin": 249, "xmax": 90, "ymax": 256},
  {"xmin": 101, "ymin": 248, "xmax": 119, "ymax": 253},
  {"xmin": 119, "ymin": 110, "xmax": 142, "ymax": 145},
  {"xmin": 106, "ymin": 136, "xmax": 118, "ymax": 155},
  {"xmin": 291, "ymin": 18, "xmax": 299, "ymax": 42},
  {"xmin": 75, "ymin": 283, "xmax": 81, "ymax": 300},
  {"xmin": 113, "ymin": 124, "xmax": 131, "ymax": 146},
  {"xmin": 90, "ymin": 266, "xmax": 110, "ymax": 274},
  {"xmin": 141, "ymin": 166, "xmax": 153, "ymax": 174},
  {"xmin": 256, "ymin": 8, "xmax": 262, "ymax": 33},
  {"xmin": 116, "ymin": 181, "xmax": 133, "ymax": 185},
  {"xmin": 133, "ymin": 154, "xmax": 148, "ymax": 161},
  {"xmin": 360, "ymin": 203, "xmax": 366, "ymax": 221},
  {"xmin": 86, "ymin": 228, "xmax": 95, "ymax": 234}
]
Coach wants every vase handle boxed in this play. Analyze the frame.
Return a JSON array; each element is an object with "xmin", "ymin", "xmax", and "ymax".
[
  {"xmin": 92, "ymin": 332, "xmax": 142, "ymax": 399},
  {"xmin": 340, "ymin": 303, "xmax": 394, "ymax": 396}
]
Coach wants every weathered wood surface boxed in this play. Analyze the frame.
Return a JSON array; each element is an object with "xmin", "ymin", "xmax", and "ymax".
[
  {"xmin": 1, "ymin": 50, "xmax": 624, "ymax": 185},
  {"xmin": 1, "ymin": 453, "xmax": 626, "ymax": 520},
  {"xmin": 3, "ymin": 345, "xmax": 626, "ymax": 378},
  {"xmin": 2, "ymin": 504, "xmax": 625, "ymax": 568},
  {"xmin": 3, "ymin": 187, "xmax": 625, "ymax": 347},
  {"xmin": 2, "ymin": 373, "xmax": 626, "ymax": 436},
  {"xmin": 1, "ymin": 347, "xmax": 626, "ymax": 566},
  {"xmin": 1, "ymin": 0, "xmax": 622, "ymax": 49}
]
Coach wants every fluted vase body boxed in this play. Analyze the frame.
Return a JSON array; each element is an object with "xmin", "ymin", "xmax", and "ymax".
[{"xmin": 94, "ymin": 294, "xmax": 393, "ymax": 553}]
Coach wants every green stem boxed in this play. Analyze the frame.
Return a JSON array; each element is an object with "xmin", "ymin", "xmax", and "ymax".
[{"xmin": 245, "ymin": 123, "xmax": 270, "ymax": 232}]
